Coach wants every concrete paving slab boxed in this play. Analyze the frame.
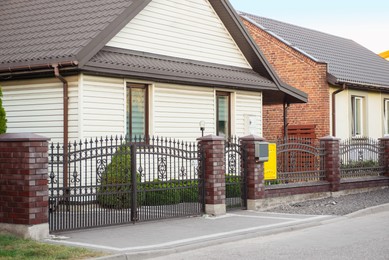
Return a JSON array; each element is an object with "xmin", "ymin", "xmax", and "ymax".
[{"xmin": 45, "ymin": 210, "xmax": 334, "ymax": 255}]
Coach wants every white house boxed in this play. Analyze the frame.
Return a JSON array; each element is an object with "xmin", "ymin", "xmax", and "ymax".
[{"xmin": 0, "ymin": 0, "xmax": 306, "ymax": 144}]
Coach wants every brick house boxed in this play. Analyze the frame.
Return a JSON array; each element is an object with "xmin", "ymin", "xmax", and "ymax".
[{"xmin": 239, "ymin": 12, "xmax": 389, "ymax": 141}]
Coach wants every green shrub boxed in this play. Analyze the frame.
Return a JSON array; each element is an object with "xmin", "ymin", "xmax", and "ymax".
[
  {"xmin": 0, "ymin": 85, "xmax": 7, "ymax": 134},
  {"xmin": 179, "ymin": 180, "xmax": 200, "ymax": 203},
  {"xmin": 97, "ymin": 146, "xmax": 144, "ymax": 209},
  {"xmin": 225, "ymin": 174, "xmax": 241, "ymax": 198},
  {"xmin": 340, "ymin": 160, "xmax": 379, "ymax": 169},
  {"xmin": 143, "ymin": 180, "xmax": 181, "ymax": 206}
]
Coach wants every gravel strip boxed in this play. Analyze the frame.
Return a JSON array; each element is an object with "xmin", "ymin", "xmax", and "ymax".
[{"xmin": 265, "ymin": 187, "xmax": 389, "ymax": 216}]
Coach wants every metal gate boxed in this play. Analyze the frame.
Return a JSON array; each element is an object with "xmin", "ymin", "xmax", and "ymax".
[
  {"xmin": 48, "ymin": 136, "xmax": 204, "ymax": 232},
  {"xmin": 225, "ymin": 138, "xmax": 247, "ymax": 210}
]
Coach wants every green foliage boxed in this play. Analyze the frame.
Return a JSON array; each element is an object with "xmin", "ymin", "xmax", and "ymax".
[
  {"xmin": 97, "ymin": 146, "xmax": 144, "ymax": 209},
  {"xmin": 0, "ymin": 85, "xmax": 7, "ymax": 134},
  {"xmin": 340, "ymin": 160, "xmax": 379, "ymax": 169},
  {"xmin": 139, "ymin": 179, "xmax": 200, "ymax": 205},
  {"xmin": 225, "ymin": 174, "xmax": 241, "ymax": 198}
]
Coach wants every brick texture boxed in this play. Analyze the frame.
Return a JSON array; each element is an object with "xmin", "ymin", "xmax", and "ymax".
[
  {"xmin": 379, "ymin": 137, "xmax": 389, "ymax": 177},
  {"xmin": 242, "ymin": 19, "xmax": 330, "ymax": 141},
  {"xmin": 0, "ymin": 134, "xmax": 49, "ymax": 225},
  {"xmin": 320, "ymin": 136, "xmax": 341, "ymax": 192},
  {"xmin": 197, "ymin": 135, "xmax": 226, "ymax": 205}
]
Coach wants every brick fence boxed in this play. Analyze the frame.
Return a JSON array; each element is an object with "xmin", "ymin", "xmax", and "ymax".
[{"xmin": 0, "ymin": 133, "xmax": 49, "ymax": 240}]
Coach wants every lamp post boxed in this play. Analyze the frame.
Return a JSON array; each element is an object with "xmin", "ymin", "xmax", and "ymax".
[{"xmin": 199, "ymin": 121, "xmax": 205, "ymax": 137}]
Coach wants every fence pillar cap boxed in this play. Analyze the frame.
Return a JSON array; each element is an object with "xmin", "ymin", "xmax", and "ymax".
[
  {"xmin": 379, "ymin": 134, "xmax": 389, "ymax": 140},
  {"xmin": 239, "ymin": 135, "xmax": 266, "ymax": 142},
  {"xmin": 197, "ymin": 134, "xmax": 225, "ymax": 141},
  {"xmin": 319, "ymin": 135, "xmax": 341, "ymax": 141},
  {"xmin": 0, "ymin": 133, "xmax": 50, "ymax": 142}
]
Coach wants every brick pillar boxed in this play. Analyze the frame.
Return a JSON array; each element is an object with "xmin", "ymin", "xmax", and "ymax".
[
  {"xmin": 197, "ymin": 135, "xmax": 226, "ymax": 216},
  {"xmin": 379, "ymin": 136, "xmax": 389, "ymax": 177},
  {"xmin": 240, "ymin": 135, "xmax": 266, "ymax": 210},
  {"xmin": 0, "ymin": 133, "xmax": 50, "ymax": 240},
  {"xmin": 320, "ymin": 136, "xmax": 341, "ymax": 192}
]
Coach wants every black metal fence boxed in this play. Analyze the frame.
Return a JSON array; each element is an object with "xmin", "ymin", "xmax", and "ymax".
[
  {"xmin": 225, "ymin": 137, "xmax": 247, "ymax": 210},
  {"xmin": 274, "ymin": 138, "xmax": 326, "ymax": 184},
  {"xmin": 340, "ymin": 137, "xmax": 385, "ymax": 178},
  {"xmin": 48, "ymin": 136, "xmax": 203, "ymax": 232}
]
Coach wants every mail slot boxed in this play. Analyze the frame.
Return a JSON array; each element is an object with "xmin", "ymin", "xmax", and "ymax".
[{"xmin": 254, "ymin": 141, "xmax": 269, "ymax": 162}]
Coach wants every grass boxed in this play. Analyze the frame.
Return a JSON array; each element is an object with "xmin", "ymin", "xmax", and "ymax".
[{"xmin": 0, "ymin": 234, "xmax": 106, "ymax": 260}]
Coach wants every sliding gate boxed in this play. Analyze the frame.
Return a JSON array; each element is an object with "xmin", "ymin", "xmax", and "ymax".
[{"xmin": 48, "ymin": 136, "xmax": 204, "ymax": 232}]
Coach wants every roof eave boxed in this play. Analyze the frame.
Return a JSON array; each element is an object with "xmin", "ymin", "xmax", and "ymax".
[{"xmin": 208, "ymin": 0, "xmax": 307, "ymax": 104}]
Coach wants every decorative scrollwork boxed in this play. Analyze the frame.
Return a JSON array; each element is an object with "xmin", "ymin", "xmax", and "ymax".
[
  {"xmin": 158, "ymin": 157, "xmax": 167, "ymax": 179},
  {"xmin": 96, "ymin": 159, "xmax": 107, "ymax": 183}
]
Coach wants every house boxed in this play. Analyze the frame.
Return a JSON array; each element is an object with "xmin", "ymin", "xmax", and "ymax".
[
  {"xmin": 239, "ymin": 12, "xmax": 389, "ymax": 141},
  {"xmin": 0, "ymin": 0, "xmax": 306, "ymax": 144}
]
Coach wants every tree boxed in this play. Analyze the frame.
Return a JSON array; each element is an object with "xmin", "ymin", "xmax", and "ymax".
[{"xmin": 0, "ymin": 85, "xmax": 7, "ymax": 134}]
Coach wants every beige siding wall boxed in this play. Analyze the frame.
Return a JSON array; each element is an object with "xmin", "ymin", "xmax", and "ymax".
[
  {"xmin": 153, "ymin": 83, "xmax": 215, "ymax": 141},
  {"xmin": 106, "ymin": 0, "xmax": 250, "ymax": 68},
  {"xmin": 81, "ymin": 75, "xmax": 126, "ymax": 139},
  {"xmin": 330, "ymin": 86, "xmax": 389, "ymax": 139},
  {"xmin": 2, "ymin": 77, "xmax": 78, "ymax": 143},
  {"xmin": 235, "ymin": 91, "xmax": 262, "ymax": 137}
]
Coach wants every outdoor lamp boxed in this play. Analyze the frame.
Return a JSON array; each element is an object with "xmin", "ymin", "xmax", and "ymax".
[{"xmin": 199, "ymin": 121, "xmax": 205, "ymax": 136}]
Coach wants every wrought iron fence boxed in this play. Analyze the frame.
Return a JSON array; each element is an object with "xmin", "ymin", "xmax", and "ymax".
[
  {"xmin": 48, "ymin": 135, "xmax": 203, "ymax": 232},
  {"xmin": 225, "ymin": 137, "xmax": 247, "ymax": 210},
  {"xmin": 274, "ymin": 138, "xmax": 326, "ymax": 184},
  {"xmin": 340, "ymin": 137, "xmax": 385, "ymax": 178}
]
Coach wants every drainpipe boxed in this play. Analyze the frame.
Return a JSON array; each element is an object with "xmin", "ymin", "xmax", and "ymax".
[
  {"xmin": 331, "ymin": 83, "xmax": 347, "ymax": 137},
  {"xmin": 283, "ymin": 99, "xmax": 290, "ymax": 141},
  {"xmin": 53, "ymin": 64, "xmax": 69, "ymax": 196}
]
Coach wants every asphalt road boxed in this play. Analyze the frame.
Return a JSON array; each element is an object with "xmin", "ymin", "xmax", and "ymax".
[{"xmin": 145, "ymin": 210, "xmax": 389, "ymax": 260}]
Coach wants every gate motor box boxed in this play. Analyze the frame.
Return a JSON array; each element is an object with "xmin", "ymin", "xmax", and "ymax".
[{"xmin": 254, "ymin": 141, "xmax": 269, "ymax": 162}]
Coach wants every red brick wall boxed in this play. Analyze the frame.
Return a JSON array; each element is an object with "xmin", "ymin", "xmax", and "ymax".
[
  {"xmin": 242, "ymin": 20, "xmax": 330, "ymax": 141},
  {"xmin": 0, "ymin": 133, "xmax": 49, "ymax": 225}
]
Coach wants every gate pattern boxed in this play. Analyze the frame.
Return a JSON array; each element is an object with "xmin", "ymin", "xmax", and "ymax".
[
  {"xmin": 225, "ymin": 137, "xmax": 247, "ymax": 210},
  {"xmin": 276, "ymin": 138, "xmax": 325, "ymax": 183},
  {"xmin": 340, "ymin": 137, "xmax": 385, "ymax": 178},
  {"xmin": 48, "ymin": 136, "xmax": 203, "ymax": 232}
]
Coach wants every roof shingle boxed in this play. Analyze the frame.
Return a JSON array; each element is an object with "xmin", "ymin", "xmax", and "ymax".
[{"xmin": 240, "ymin": 12, "xmax": 389, "ymax": 89}]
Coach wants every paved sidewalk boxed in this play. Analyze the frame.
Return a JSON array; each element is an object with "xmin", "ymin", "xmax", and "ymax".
[{"xmin": 45, "ymin": 210, "xmax": 335, "ymax": 259}]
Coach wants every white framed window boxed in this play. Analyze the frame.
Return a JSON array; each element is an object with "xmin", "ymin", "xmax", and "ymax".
[
  {"xmin": 216, "ymin": 91, "xmax": 231, "ymax": 138},
  {"xmin": 385, "ymin": 99, "xmax": 389, "ymax": 135},
  {"xmin": 351, "ymin": 96, "xmax": 364, "ymax": 137}
]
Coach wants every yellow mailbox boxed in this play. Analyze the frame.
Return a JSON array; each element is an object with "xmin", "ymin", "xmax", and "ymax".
[{"xmin": 264, "ymin": 143, "xmax": 277, "ymax": 180}]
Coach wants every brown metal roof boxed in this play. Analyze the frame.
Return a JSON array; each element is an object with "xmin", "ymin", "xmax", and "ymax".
[
  {"xmin": 84, "ymin": 47, "xmax": 278, "ymax": 90},
  {"xmin": 240, "ymin": 12, "xmax": 389, "ymax": 90},
  {"xmin": 0, "ymin": 0, "xmax": 150, "ymax": 69}
]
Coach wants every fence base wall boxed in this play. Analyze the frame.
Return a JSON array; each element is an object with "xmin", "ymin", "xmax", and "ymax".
[{"xmin": 340, "ymin": 177, "xmax": 389, "ymax": 191}]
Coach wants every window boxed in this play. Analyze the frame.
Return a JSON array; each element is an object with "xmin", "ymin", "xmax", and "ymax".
[
  {"xmin": 351, "ymin": 96, "xmax": 364, "ymax": 137},
  {"xmin": 127, "ymin": 84, "xmax": 148, "ymax": 139},
  {"xmin": 216, "ymin": 91, "xmax": 230, "ymax": 138},
  {"xmin": 385, "ymin": 99, "xmax": 389, "ymax": 135}
]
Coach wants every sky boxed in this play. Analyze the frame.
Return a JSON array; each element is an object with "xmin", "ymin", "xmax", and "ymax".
[{"xmin": 228, "ymin": 0, "xmax": 388, "ymax": 54}]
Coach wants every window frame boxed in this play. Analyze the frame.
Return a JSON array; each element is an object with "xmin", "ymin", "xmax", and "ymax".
[
  {"xmin": 351, "ymin": 96, "xmax": 364, "ymax": 137},
  {"xmin": 126, "ymin": 83, "xmax": 149, "ymax": 140},
  {"xmin": 384, "ymin": 99, "xmax": 389, "ymax": 135},
  {"xmin": 216, "ymin": 91, "xmax": 231, "ymax": 138}
]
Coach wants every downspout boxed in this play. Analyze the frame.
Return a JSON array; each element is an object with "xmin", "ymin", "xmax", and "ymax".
[
  {"xmin": 331, "ymin": 83, "xmax": 347, "ymax": 137},
  {"xmin": 53, "ymin": 64, "xmax": 69, "ymax": 196},
  {"xmin": 283, "ymin": 99, "xmax": 290, "ymax": 141}
]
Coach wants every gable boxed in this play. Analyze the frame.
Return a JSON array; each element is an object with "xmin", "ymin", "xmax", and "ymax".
[{"xmin": 106, "ymin": 0, "xmax": 251, "ymax": 68}]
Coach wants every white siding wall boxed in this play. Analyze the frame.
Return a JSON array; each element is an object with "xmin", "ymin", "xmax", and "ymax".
[
  {"xmin": 235, "ymin": 91, "xmax": 262, "ymax": 137},
  {"xmin": 153, "ymin": 83, "xmax": 215, "ymax": 142},
  {"xmin": 331, "ymin": 86, "xmax": 389, "ymax": 139},
  {"xmin": 2, "ymin": 77, "xmax": 78, "ymax": 144},
  {"xmin": 106, "ymin": 0, "xmax": 251, "ymax": 68},
  {"xmin": 81, "ymin": 75, "xmax": 125, "ymax": 139}
]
